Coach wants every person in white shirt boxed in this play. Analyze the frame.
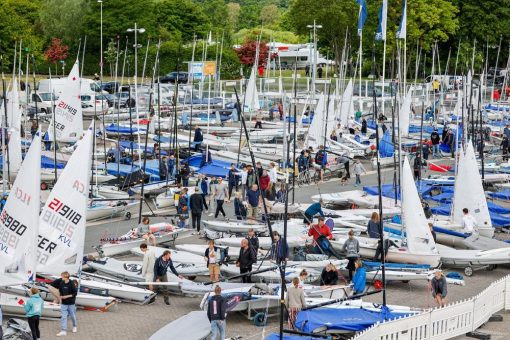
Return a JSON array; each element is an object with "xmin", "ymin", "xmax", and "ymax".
[
  {"xmin": 140, "ymin": 243, "xmax": 156, "ymax": 290},
  {"xmin": 268, "ymin": 162, "xmax": 278, "ymax": 184},
  {"xmin": 240, "ymin": 165, "xmax": 248, "ymax": 199},
  {"xmin": 461, "ymin": 208, "xmax": 477, "ymax": 235},
  {"xmin": 348, "ymin": 116, "xmax": 355, "ymax": 134}
]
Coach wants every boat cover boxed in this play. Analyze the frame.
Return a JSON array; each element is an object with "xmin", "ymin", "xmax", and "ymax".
[
  {"xmin": 295, "ymin": 306, "xmax": 410, "ymax": 332},
  {"xmin": 488, "ymin": 190, "xmax": 510, "ymax": 201},
  {"xmin": 105, "ymin": 124, "xmax": 145, "ymax": 134},
  {"xmin": 432, "ymin": 202, "xmax": 510, "ymax": 215},
  {"xmin": 149, "ymin": 311, "xmax": 210, "ymax": 340},
  {"xmin": 0, "ymin": 155, "xmax": 65, "ymax": 169},
  {"xmin": 266, "ymin": 335, "xmax": 324, "ymax": 340},
  {"xmin": 379, "ymin": 132, "xmax": 394, "ymax": 158}
]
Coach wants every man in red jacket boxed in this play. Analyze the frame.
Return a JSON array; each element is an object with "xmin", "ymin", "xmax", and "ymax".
[{"xmin": 308, "ymin": 217, "xmax": 333, "ymax": 254}]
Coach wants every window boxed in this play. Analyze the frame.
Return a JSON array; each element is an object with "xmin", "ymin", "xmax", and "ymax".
[{"xmin": 89, "ymin": 82, "xmax": 101, "ymax": 92}]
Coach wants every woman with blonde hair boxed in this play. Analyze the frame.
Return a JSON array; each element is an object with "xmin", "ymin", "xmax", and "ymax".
[
  {"xmin": 204, "ymin": 240, "xmax": 221, "ymax": 282},
  {"xmin": 285, "ymin": 277, "xmax": 306, "ymax": 328},
  {"xmin": 431, "ymin": 270, "xmax": 447, "ymax": 307},
  {"xmin": 320, "ymin": 263, "xmax": 338, "ymax": 286}
]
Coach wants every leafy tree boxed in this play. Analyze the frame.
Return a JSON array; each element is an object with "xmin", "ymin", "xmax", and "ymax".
[
  {"xmin": 260, "ymin": 4, "xmax": 280, "ymax": 28},
  {"xmin": 235, "ymin": 40, "xmax": 269, "ymax": 68},
  {"xmin": 39, "ymin": 0, "xmax": 90, "ymax": 45},
  {"xmin": 44, "ymin": 38, "xmax": 69, "ymax": 74},
  {"xmin": 233, "ymin": 28, "xmax": 301, "ymax": 44},
  {"xmin": 226, "ymin": 3, "xmax": 241, "ymax": 33},
  {"xmin": 104, "ymin": 39, "xmax": 120, "ymax": 77},
  {"xmin": 154, "ymin": 0, "xmax": 209, "ymax": 42}
]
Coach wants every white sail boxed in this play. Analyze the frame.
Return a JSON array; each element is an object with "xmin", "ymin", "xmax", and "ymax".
[
  {"xmin": 244, "ymin": 66, "xmax": 260, "ymax": 112},
  {"xmin": 7, "ymin": 129, "xmax": 23, "ymax": 176},
  {"xmin": 401, "ymin": 156, "xmax": 438, "ymax": 254},
  {"xmin": 48, "ymin": 60, "xmax": 83, "ymax": 142},
  {"xmin": 37, "ymin": 126, "xmax": 93, "ymax": 275},
  {"xmin": 1, "ymin": 77, "xmax": 22, "ymax": 129},
  {"xmin": 305, "ymin": 93, "xmax": 325, "ymax": 148},
  {"xmin": 399, "ymin": 87, "xmax": 413, "ymax": 138},
  {"xmin": 452, "ymin": 141, "xmax": 491, "ymax": 228},
  {"xmin": 338, "ymin": 79, "xmax": 355, "ymax": 127},
  {"xmin": 0, "ymin": 131, "xmax": 41, "ymax": 284}
]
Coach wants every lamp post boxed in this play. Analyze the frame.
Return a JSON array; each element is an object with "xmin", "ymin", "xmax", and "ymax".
[
  {"xmin": 126, "ymin": 23, "xmax": 145, "ymax": 165},
  {"xmin": 306, "ymin": 21, "xmax": 322, "ymax": 101}
]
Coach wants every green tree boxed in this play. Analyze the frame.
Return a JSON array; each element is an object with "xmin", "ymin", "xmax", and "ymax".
[
  {"xmin": 154, "ymin": 0, "xmax": 209, "ymax": 42},
  {"xmin": 260, "ymin": 4, "xmax": 280, "ymax": 28},
  {"xmin": 0, "ymin": 0, "xmax": 44, "ymax": 66},
  {"xmin": 226, "ymin": 3, "xmax": 241, "ymax": 33},
  {"xmin": 39, "ymin": 0, "xmax": 90, "ymax": 45}
]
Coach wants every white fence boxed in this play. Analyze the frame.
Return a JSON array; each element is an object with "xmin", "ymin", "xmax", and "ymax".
[{"xmin": 351, "ymin": 275, "xmax": 510, "ymax": 340}]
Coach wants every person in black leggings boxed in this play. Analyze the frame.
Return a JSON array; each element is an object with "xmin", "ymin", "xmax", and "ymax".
[{"xmin": 24, "ymin": 287, "xmax": 44, "ymax": 340}]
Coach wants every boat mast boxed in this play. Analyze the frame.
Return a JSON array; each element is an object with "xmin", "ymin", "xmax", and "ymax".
[
  {"xmin": 291, "ymin": 57, "xmax": 298, "ymax": 204},
  {"xmin": 372, "ymin": 44, "xmax": 387, "ymax": 306},
  {"xmin": 188, "ymin": 34, "xmax": 196, "ymax": 153},
  {"xmin": 1, "ymin": 55, "xmax": 9, "ymax": 193}
]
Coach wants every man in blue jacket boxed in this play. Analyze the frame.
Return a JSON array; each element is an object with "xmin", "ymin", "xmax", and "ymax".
[
  {"xmin": 207, "ymin": 285, "xmax": 227, "ymax": 340},
  {"xmin": 303, "ymin": 200, "xmax": 325, "ymax": 225},
  {"xmin": 154, "ymin": 250, "xmax": 183, "ymax": 305}
]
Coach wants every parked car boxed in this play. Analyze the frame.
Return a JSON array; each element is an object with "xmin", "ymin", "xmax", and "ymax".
[
  {"xmin": 113, "ymin": 92, "xmax": 135, "ymax": 108},
  {"xmin": 158, "ymin": 71, "xmax": 189, "ymax": 84},
  {"xmin": 95, "ymin": 94, "xmax": 116, "ymax": 107},
  {"xmin": 101, "ymin": 81, "xmax": 120, "ymax": 94},
  {"xmin": 29, "ymin": 92, "xmax": 58, "ymax": 114},
  {"xmin": 81, "ymin": 94, "xmax": 108, "ymax": 116}
]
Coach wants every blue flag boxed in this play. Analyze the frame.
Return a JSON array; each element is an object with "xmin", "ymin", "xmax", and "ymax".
[
  {"xmin": 356, "ymin": 0, "xmax": 368, "ymax": 36},
  {"xmin": 396, "ymin": 0, "xmax": 407, "ymax": 39},
  {"xmin": 375, "ymin": 0, "xmax": 388, "ymax": 41}
]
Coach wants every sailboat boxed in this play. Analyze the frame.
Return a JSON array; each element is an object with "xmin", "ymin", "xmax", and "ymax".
[
  {"xmin": 331, "ymin": 157, "xmax": 441, "ymax": 267},
  {"xmin": 432, "ymin": 141, "xmax": 495, "ymax": 240},
  {"xmin": 0, "ymin": 131, "xmax": 61, "ymax": 317}
]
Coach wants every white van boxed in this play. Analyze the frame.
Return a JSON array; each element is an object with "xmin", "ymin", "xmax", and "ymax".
[{"xmin": 38, "ymin": 78, "xmax": 106, "ymax": 96}]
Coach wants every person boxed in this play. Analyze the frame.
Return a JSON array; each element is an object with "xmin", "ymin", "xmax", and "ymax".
[
  {"xmin": 353, "ymin": 159, "xmax": 366, "ymax": 187},
  {"xmin": 269, "ymin": 231, "xmax": 289, "ymax": 263},
  {"xmin": 154, "ymin": 250, "xmax": 183, "ymax": 305},
  {"xmin": 177, "ymin": 188, "xmax": 189, "ymax": 227},
  {"xmin": 422, "ymin": 139, "xmax": 430, "ymax": 160},
  {"xmin": 190, "ymin": 186, "xmax": 205, "ymax": 234},
  {"xmin": 432, "ymin": 79, "xmax": 440, "ymax": 94},
  {"xmin": 501, "ymin": 135, "xmax": 509, "ymax": 161},
  {"xmin": 30, "ymin": 120, "xmax": 38, "ymax": 139},
  {"xmin": 268, "ymin": 162, "xmax": 278, "ymax": 185},
  {"xmin": 207, "ymin": 285, "xmax": 227, "ymax": 340},
  {"xmin": 193, "ymin": 126, "xmax": 203, "ymax": 151},
  {"xmin": 305, "ymin": 64, "xmax": 310, "ymax": 77},
  {"xmin": 317, "ymin": 66, "xmax": 323, "ymax": 79},
  {"xmin": 140, "ymin": 243, "xmax": 156, "ymax": 290},
  {"xmin": 351, "ymin": 259, "xmax": 366, "ymax": 295},
  {"xmin": 180, "ymin": 162, "xmax": 191, "ymax": 186},
  {"xmin": 308, "ymin": 217, "xmax": 333, "ymax": 254},
  {"xmin": 52, "ymin": 272, "xmax": 78, "ymax": 337},
  {"xmin": 246, "ymin": 165, "xmax": 257, "ymax": 195},
  {"xmin": 348, "ymin": 116, "xmax": 355, "ymax": 134},
  {"xmin": 297, "ymin": 150, "xmax": 310, "ymax": 173},
  {"xmin": 259, "ymin": 170, "xmax": 270, "ymax": 196},
  {"xmin": 213, "ymin": 177, "xmax": 228, "ymax": 219},
  {"xmin": 255, "ymin": 161, "xmax": 263, "ymax": 179},
  {"xmin": 275, "ymin": 183, "xmax": 287, "ymax": 203},
  {"xmin": 429, "ymin": 223, "xmax": 437, "ymax": 243},
  {"xmin": 201, "ymin": 148, "xmax": 213, "ymax": 167},
  {"xmin": 167, "ymin": 154, "xmax": 176, "ymax": 179},
  {"xmin": 315, "ymin": 145, "xmax": 327, "ymax": 182},
  {"xmin": 303, "ymin": 200, "xmax": 325, "ymax": 224},
  {"xmin": 367, "ymin": 212, "xmax": 398, "ymax": 261},
  {"xmin": 422, "ymin": 200, "xmax": 432, "ymax": 219},
  {"xmin": 342, "ymin": 230, "xmax": 360, "ymax": 281},
  {"xmin": 227, "ymin": 164, "xmax": 238, "ymax": 200},
  {"xmin": 237, "ymin": 239, "xmax": 257, "ymax": 283},
  {"xmin": 431, "ymin": 270, "xmax": 447, "ymax": 307},
  {"xmin": 204, "ymin": 240, "xmax": 221, "ymax": 283},
  {"xmin": 246, "ymin": 184, "xmax": 261, "ymax": 220},
  {"xmin": 24, "ymin": 287, "xmax": 44, "ymax": 340},
  {"xmin": 431, "ymin": 128, "xmax": 441, "ymax": 158},
  {"xmin": 330, "ymin": 127, "xmax": 338, "ymax": 141},
  {"xmin": 159, "ymin": 155, "xmax": 169, "ymax": 181},
  {"xmin": 240, "ymin": 165, "xmax": 248, "ymax": 199},
  {"xmin": 339, "ymin": 154, "xmax": 350, "ymax": 179},
  {"xmin": 298, "ymin": 269, "xmax": 308, "ymax": 287},
  {"xmin": 414, "ymin": 153, "xmax": 423, "ymax": 179},
  {"xmin": 254, "ymin": 111, "xmax": 263, "ymax": 129},
  {"xmin": 0, "ymin": 195, "xmax": 7, "ymax": 212},
  {"xmin": 246, "ymin": 228, "xmax": 259, "ymax": 254},
  {"xmin": 233, "ymin": 191, "xmax": 247, "ymax": 220},
  {"xmin": 278, "ymin": 101, "xmax": 284, "ymax": 120},
  {"xmin": 361, "ymin": 117, "xmax": 367, "ymax": 135},
  {"xmin": 197, "ymin": 174, "xmax": 209, "ymax": 210},
  {"xmin": 445, "ymin": 130, "xmax": 455, "ymax": 158},
  {"xmin": 461, "ymin": 208, "xmax": 477, "ymax": 235},
  {"xmin": 354, "ymin": 129, "xmax": 361, "ymax": 143},
  {"xmin": 320, "ymin": 263, "xmax": 338, "ymax": 286},
  {"xmin": 285, "ymin": 277, "xmax": 306, "ymax": 329}
]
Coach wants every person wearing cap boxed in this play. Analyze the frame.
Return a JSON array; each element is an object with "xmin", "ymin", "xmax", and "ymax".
[
  {"xmin": 342, "ymin": 230, "xmax": 360, "ymax": 281},
  {"xmin": 303, "ymin": 200, "xmax": 325, "ymax": 225},
  {"xmin": 308, "ymin": 217, "xmax": 333, "ymax": 254},
  {"xmin": 431, "ymin": 270, "xmax": 447, "ymax": 307},
  {"xmin": 430, "ymin": 128, "xmax": 441, "ymax": 158}
]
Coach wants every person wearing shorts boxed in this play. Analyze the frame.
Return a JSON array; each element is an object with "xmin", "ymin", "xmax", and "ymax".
[{"xmin": 246, "ymin": 184, "xmax": 260, "ymax": 220}]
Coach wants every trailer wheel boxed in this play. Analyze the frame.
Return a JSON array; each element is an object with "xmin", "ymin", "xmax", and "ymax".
[
  {"xmin": 487, "ymin": 264, "xmax": 497, "ymax": 271},
  {"xmin": 464, "ymin": 266, "xmax": 473, "ymax": 277},
  {"xmin": 253, "ymin": 312, "xmax": 267, "ymax": 327},
  {"xmin": 125, "ymin": 212, "xmax": 131, "ymax": 220}
]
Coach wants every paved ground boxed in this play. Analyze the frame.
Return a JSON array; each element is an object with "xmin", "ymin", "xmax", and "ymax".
[{"xmin": 7, "ymin": 160, "xmax": 510, "ymax": 339}]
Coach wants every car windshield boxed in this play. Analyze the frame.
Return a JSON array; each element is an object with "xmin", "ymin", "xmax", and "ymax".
[{"xmin": 40, "ymin": 93, "xmax": 57, "ymax": 101}]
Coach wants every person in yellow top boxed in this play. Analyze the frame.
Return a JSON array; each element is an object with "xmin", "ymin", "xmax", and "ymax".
[{"xmin": 432, "ymin": 79, "xmax": 440, "ymax": 93}]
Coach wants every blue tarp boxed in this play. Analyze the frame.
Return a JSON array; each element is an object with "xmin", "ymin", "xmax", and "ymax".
[
  {"xmin": 363, "ymin": 261, "xmax": 430, "ymax": 270},
  {"xmin": 0, "ymin": 155, "xmax": 65, "ymax": 170},
  {"xmin": 432, "ymin": 202, "xmax": 510, "ymax": 215},
  {"xmin": 295, "ymin": 307, "xmax": 409, "ymax": 333},
  {"xmin": 488, "ymin": 190, "xmax": 510, "ymax": 201},
  {"xmin": 485, "ymin": 104, "xmax": 510, "ymax": 112},
  {"xmin": 105, "ymin": 123, "xmax": 145, "ymax": 134},
  {"xmin": 182, "ymin": 154, "xmax": 232, "ymax": 169},
  {"xmin": 119, "ymin": 141, "xmax": 167, "ymax": 156},
  {"xmin": 266, "ymin": 335, "xmax": 324, "ymax": 340},
  {"xmin": 379, "ymin": 132, "xmax": 394, "ymax": 158},
  {"xmin": 100, "ymin": 162, "xmax": 158, "ymax": 181}
]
